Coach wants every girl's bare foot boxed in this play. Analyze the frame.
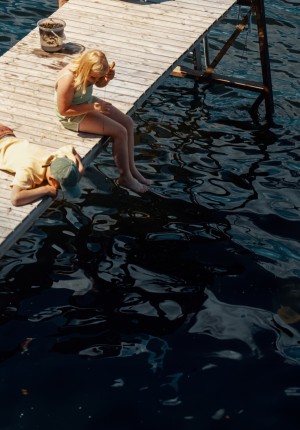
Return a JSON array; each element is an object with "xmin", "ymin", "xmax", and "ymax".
[
  {"xmin": 118, "ymin": 176, "xmax": 149, "ymax": 193},
  {"xmin": 131, "ymin": 168, "xmax": 152, "ymax": 186}
]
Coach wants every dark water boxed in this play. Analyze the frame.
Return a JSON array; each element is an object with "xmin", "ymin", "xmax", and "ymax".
[{"xmin": 1, "ymin": 1, "xmax": 300, "ymax": 429}]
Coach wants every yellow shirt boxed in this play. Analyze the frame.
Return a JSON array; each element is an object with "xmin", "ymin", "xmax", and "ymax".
[{"xmin": 0, "ymin": 136, "xmax": 76, "ymax": 189}]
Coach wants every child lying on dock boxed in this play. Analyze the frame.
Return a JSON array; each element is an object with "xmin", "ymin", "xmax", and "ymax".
[
  {"xmin": 55, "ymin": 49, "xmax": 150, "ymax": 194},
  {"xmin": 0, "ymin": 125, "xmax": 84, "ymax": 207}
]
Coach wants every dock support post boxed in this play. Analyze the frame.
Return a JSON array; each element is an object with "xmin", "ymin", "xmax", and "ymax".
[
  {"xmin": 203, "ymin": 36, "xmax": 210, "ymax": 69},
  {"xmin": 251, "ymin": 0, "xmax": 274, "ymax": 123},
  {"xmin": 193, "ymin": 42, "xmax": 202, "ymax": 71},
  {"xmin": 171, "ymin": 0, "xmax": 274, "ymax": 123}
]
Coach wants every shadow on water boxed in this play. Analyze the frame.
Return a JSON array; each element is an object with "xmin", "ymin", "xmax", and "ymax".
[
  {"xmin": 0, "ymin": 162, "xmax": 291, "ymax": 353},
  {"xmin": 1, "ymin": 163, "xmax": 300, "ymax": 428}
]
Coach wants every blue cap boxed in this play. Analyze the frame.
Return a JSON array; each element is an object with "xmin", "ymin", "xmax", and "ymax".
[{"xmin": 50, "ymin": 157, "xmax": 81, "ymax": 198}]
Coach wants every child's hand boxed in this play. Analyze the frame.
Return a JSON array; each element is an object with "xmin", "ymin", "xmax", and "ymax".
[
  {"xmin": 106, "ymin": 62, "xmax": 115, "ymax": 80},
  {"xmin": 95, "ymin": 64, "xmax": 115, "ymax": 87},
  {"xmin": 93, "ymin": 101, "xmax": 112, "ymax": 114},
  {"xmin": 46, "ymin": 185, "xmax": 58, "ymax": 198}
]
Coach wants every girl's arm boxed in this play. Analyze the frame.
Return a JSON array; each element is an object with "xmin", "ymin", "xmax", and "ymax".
[{"xmin": 11, "ymin": 184, "xmax": 57, "ymax": 207}]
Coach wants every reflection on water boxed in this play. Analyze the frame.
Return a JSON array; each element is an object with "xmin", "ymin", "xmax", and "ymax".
[
  {"xmin": 1, "ymin": 0, "xmax": 300, "ymax": 429},
  {"xmin": 190, "ymin": 289, "xmax": 300, "ymax": 366}
]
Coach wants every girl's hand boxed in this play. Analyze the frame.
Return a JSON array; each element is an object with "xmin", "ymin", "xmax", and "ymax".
[
  {"xmin": 95, "ymin": 64, "xmax": 115, "ymax": 87},
  {"xmin": 46, "ymin": 184, "xmax": 59, "ymax": 198},
  {"xmin": 95, "ymin": 69, "xmax": 115, "ymax": 88},
  {"xmin": 93, "ymin": 101, "xmax": 112, "ymax": 114},
  {"xmin": 106, "ymin": 62, "xmax": 115, "ymax": 80}
]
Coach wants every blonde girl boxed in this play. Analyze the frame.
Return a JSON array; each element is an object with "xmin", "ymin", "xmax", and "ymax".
[{"xmin": 55, "ymin": 49, "xmax": 150, "ymax": 193}]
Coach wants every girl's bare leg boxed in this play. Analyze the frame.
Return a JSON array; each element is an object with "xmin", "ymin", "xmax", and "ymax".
[
  {"xmin": 79, "ymin": 111, "xmax": 148, "ymax": 193},
  {"xmin": 105, "ymin": 105, "xmax": 152, "ymax": 186}
]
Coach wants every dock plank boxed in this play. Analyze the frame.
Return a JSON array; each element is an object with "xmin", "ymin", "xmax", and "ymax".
[{"xmin": 0, "ymin": 0, "xmax": 236, "ymax": 258}]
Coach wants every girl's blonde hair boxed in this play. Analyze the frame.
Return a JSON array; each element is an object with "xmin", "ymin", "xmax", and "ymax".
[{"xmin": 69, "ymin": 49, "xmax": 109, "ymax": 94}]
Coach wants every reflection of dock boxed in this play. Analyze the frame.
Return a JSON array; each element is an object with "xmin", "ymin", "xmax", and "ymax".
[{"xmin": 0, "ymin": 0, "xmax": 273, "ymax": 258}]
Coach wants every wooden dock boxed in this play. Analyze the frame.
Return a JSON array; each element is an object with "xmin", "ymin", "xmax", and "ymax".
[{"xmin": 0, "ymin": 0, "xmax": 237, "ymax": 258}]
